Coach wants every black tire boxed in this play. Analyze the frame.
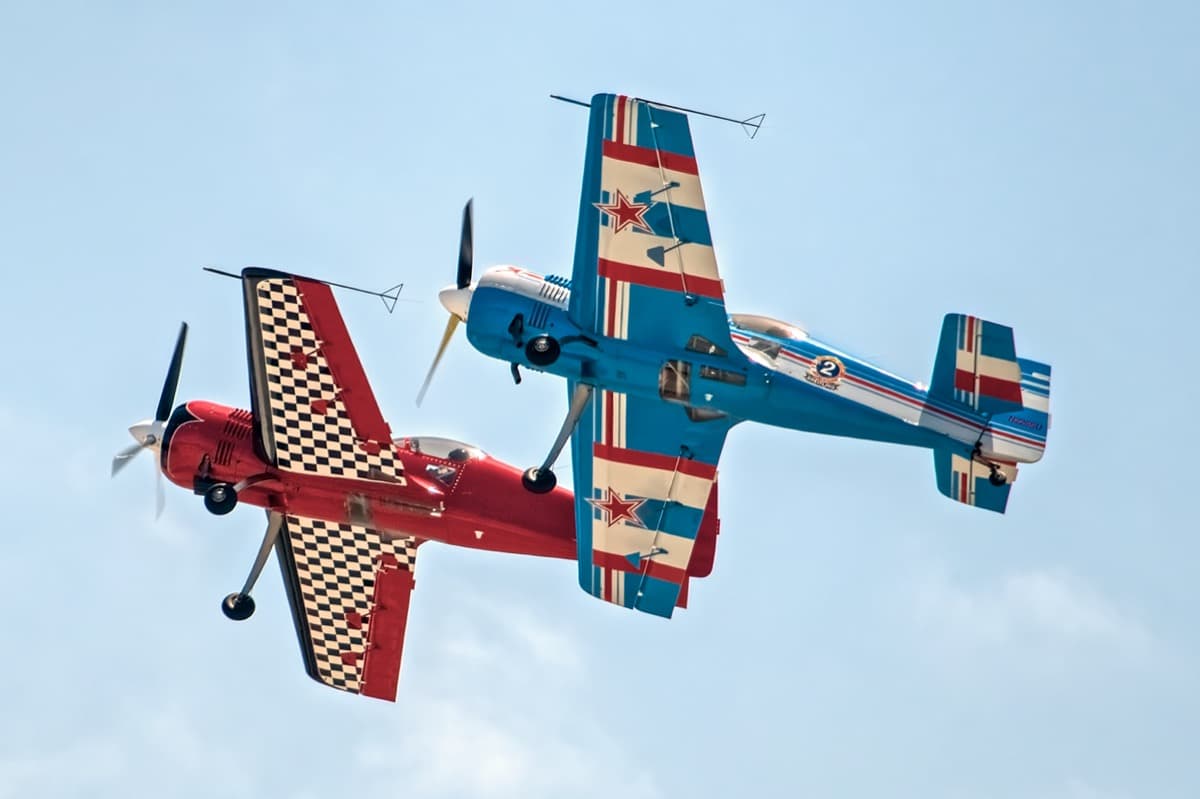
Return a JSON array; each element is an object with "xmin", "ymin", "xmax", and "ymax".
[
  {"xmin": 525, "ymin": 335, "xmax": 560, "ymax": 367},
  {"xmin": 204, "ymin": 483, "xmax": 238, "ymax": 515},
  {"xmin": 221, "ymin": 592, "xmax": 255, "ymax": 621},
  {"xmin": 521, "ymin": 467, "xmax": 557, "ymax": 494},
  {"xmin": 988, "ymin": 470, "xmax": 1008, "ymax": 487}
]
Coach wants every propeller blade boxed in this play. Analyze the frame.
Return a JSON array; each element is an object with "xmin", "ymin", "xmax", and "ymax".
[
  {"xmin": 155, "ymin": 322, "xmax": 189, "ymax": 422},
  {"xmin": 416, "ymin": 315, "xmax": 460, "ymax": 407},
  {"xmin": 457, "ymin": 199, "xmax": 473, "ymax": 289},
  {"xmin": 155, "ymin": 467, "xmax": 166, "ymax": 520},
  {"xmin": 111, "ymin": 442, "xmax": 145, "ymax": 477}
]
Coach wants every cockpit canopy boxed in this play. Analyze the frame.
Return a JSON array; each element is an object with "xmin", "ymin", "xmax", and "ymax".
[
  {"xmin": 395, "ymin": 436, "xmax": 485, "ymax": 463},
  {"xmin": 730, "ymin": 314, "xmax": 808, "ymax": 341}
]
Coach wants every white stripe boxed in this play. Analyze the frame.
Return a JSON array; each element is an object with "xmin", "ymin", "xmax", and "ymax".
[
  {"xmin": 593, "ymin": 457, "xmax": 713, "ymax": 510},
  {"xmin": 598, "ymin": 222, "xmax": 718, "ymax": 281},
  {"xmin": 956, "ymin": 351, "xmax": 1023, "ymax": 383},
  {"xmin": 600, "ymin": 157, "xmax": 706, "ymax": 213},
  {"xmin": 619, "ymin": 280, "xmax": 630, "ymax": 340},
  {"xmin": 593, "ymin": 524, "xmax": 695, "ymax": 572},
  {"xmin": 1020, "ymin": 392, "xmax": 1050, "ymax": 413}
]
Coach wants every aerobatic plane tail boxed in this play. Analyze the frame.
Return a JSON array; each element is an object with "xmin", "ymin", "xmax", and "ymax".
[{"xmin": 929, "ymin": 315, "xmax": 1052, "ymax": 513}]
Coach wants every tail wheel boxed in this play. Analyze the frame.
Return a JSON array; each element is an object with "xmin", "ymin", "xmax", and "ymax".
[
  {"xmin": 988, "ymin": 469, "xmax": 1008, "ymax": 487},
  {"xmin": 525, "ymin": 335, "xmax": 560, "ymax": 367}
]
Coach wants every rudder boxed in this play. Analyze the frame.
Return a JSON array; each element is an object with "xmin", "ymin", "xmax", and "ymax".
[{"xmin": 929, "ymin": 314, "xmax": 1024, "ymax": 416}]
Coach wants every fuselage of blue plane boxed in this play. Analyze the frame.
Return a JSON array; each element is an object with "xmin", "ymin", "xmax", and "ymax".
[{"xmin": 461, "ymin": 265, "xmax": 1047, "ymax": 468}]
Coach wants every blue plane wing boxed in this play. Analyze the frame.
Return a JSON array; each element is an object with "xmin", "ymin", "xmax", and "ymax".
[
  {"xmin": 568, "ymin": 93, "xmax": 734, "ymax": 353},
  {"xmin": 569, "ymin": 381, "xmax": 731, "ymax": 618}
]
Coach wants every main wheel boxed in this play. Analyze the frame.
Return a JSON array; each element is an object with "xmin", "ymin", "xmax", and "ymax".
[
  {"xmin": 204, "ymin": 483, "xmax": 238, "ymax": 515},
  {"xmin": 988, "ymin": 470, "xmax": 1008, "ymax": 487},
  {"xmin": 221, "ymin": 592, "xmax": 255, "ymax": 621},
  {"xmin": 521, "ymin": 467, "xmax": 557, "ymax": 494},
  {"xmin": 525, "ymin": 335, "xmax": 560, "ymax": 367}
]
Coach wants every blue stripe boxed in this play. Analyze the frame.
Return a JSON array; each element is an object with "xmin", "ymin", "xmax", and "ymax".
[
  {"xmin": 633, "ymin": 103, "xmax": 695, "ymax": 157},
  {"xmin": 631, "ymin": 574, "xmax": 680, "ymax": 618},
  {"xmin": 631, "ymin": 500, "xmax": 704, "ymax": 540},
  {"xmin": 978, "ymin": 320, "xmax": 1017, "ymax": 360},
  {"xmin": 642, "ymin": 203, "xmax": 712, "ymax": 247}
]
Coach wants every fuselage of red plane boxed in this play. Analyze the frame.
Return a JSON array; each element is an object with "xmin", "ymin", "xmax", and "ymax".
[{"xmin": 160, "ymin": 398, "xmax": 580, "ymax": 561}]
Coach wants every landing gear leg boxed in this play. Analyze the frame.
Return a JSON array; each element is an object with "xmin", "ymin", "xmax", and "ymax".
[
  {"xmin": 972, "ymin": 442, "xmax": 1008, "ymax": 487},
  {"xmin": 523, "ymin": 382, "xmax": 594, "ymax": 494},
  {"xmin": 221, "ymin": 511, "xmax": 284, "ymax": 621}
]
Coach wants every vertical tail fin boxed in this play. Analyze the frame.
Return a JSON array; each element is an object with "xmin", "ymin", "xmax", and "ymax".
[
  {"xmin": 929, "ymin": 317, "xmax": 1052, "ymax": 511},
  {"xmin": 929, "ymin": 314, "xmax": 1024, "ymax": 416}
]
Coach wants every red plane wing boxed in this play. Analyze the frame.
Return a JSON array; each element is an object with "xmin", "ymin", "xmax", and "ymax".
[
  {"xmin": 273, "ymin": 512, "xmax": 419, "ymax": 701},
  {"xmin": 242, "ymin": 268, "xmax": 405, "ymax": 486}
]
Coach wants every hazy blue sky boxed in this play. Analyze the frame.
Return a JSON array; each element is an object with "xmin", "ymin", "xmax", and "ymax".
[{"xmin": 2, "ymin": 2, "xmax": 1197, "ymax": 797}]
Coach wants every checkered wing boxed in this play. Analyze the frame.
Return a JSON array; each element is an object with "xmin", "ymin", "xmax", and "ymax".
[
  {"xmin": 274, "ymin": 512, "xmax": 419, "ymax": 701},
  {"xmin": 568, "ymin": 384, "xmax": 731, "ymax": 619},
  {"xmin": 242, "ymin": 268, "xmax": 405, "ymax": 485}
]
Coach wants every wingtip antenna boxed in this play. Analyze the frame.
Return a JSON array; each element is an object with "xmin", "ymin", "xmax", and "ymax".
[
  {"xmin": 204, "ymin": 266, "xmax": 410, "ymax": 313},
  {"xmin": 740, "ymin": 113, "xmax": 766, "ymax": 139},
  {"xmin": 549, "ymin": 94, "xmax": 592, "ymax": 109},
  {"xmin": 379, "ymin": 283, "xmax": 404, "ymax": 314},
  {"xmin": 552, "ymin": 93, "xmax": 765, "ymax": 138}
]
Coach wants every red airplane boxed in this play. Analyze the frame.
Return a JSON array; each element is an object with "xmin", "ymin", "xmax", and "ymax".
[{"xmin": 111, "ymin": 268, "xmax": 719, "ymax": 701}]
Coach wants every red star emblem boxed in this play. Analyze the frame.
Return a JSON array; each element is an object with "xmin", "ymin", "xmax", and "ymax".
[
  {"xmin": 593, "ymin": 189, "xmax": 652, "ymax": 234},
  {"xmin": 586, "ymin": 486, "xmax": 647, "ymax": 528}
]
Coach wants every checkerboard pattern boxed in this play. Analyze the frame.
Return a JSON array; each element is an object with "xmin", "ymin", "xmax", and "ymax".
[
  {"xmin": 284, "ymin": 514, "xmax": 418, "ymax": 694},
  {"xmin": 254, "ymin": 278, "xmax": 403, "ymax": 484}
]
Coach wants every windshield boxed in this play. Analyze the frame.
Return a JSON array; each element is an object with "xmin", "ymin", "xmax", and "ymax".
[
  {"xmin": 396, "ymin": 436, "xmax": 485, "ymax": 462},
  {"xmin": 730, "ymin": 313, "xmax": 808, "ymax": 341}
]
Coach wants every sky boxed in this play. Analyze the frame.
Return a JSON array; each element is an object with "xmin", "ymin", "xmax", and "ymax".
[{"xmin": 1, "ymin": 2, "xmax": 1198, "ymax": 797}]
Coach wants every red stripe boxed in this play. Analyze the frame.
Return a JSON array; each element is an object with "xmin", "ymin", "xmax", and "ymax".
[
  {"xmin": 965, "ymin": 316, "xmax": 975, "ymax": 353},
  {"xmin": 978, "ymin": 375, "xmax": 1023, "ymax": 403},
  {"xmin": 615, "ymin": 95, "xmax": 626, "ymax": 144},
  {"xmin": 960, "ymin": 472, "xmax": 969, "ymax": 503},
  {"xmin": 294, "ymin": 278, "xmax": 391, "ymax": 443},
  {"xmin": 602, "ymin": 139, "xmax": 699, "ymax": 175},
  {"xmin": 592, "ymin": 550, "xmax": 687, "ymax": 585},
  {"xmin": 604, "ymin": 389, "xmax": 613, "ymax": 446},
  {"xmin": 954, "ymin": 368, "xmax": 975, "ymax": 392},
  {"xmin": 598, "ymin": 258, "xmax": 724, "ymax": 300},
  {"xmin": 358, "ymin": 563, "xmax": 414, "ymax": 702},
  {"xmin": 593, "ymin": 442, "xmax": 717, "ymax": 479}
]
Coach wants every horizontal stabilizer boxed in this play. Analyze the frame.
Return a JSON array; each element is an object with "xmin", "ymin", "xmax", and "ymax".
[{"xmin": 934, "ymin": 448, "xmax": 1017, "ymax": 514}]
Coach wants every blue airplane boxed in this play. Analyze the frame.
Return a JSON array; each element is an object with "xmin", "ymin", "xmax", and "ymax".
[{"xmin": 418, "ymin": 93, "xmax": 1052, "ymax": 619}]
